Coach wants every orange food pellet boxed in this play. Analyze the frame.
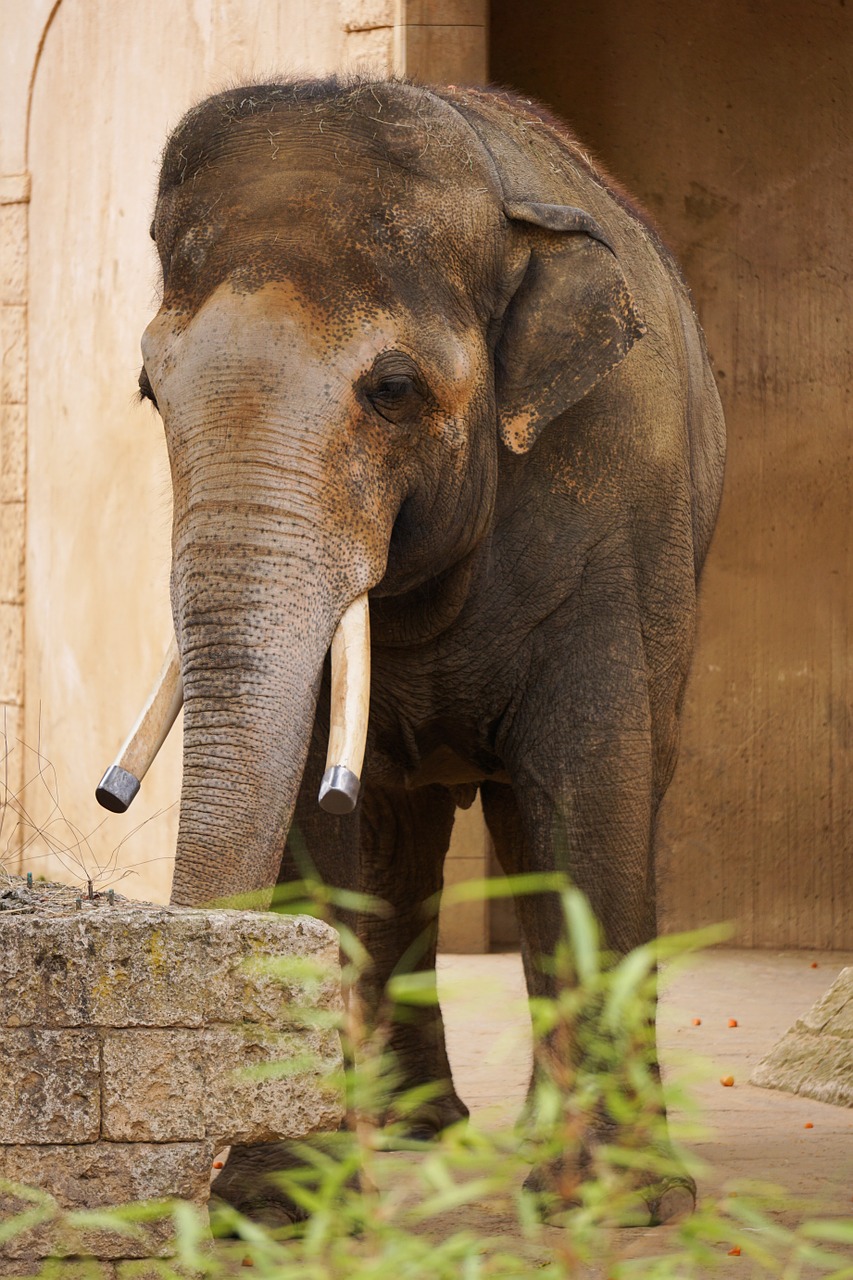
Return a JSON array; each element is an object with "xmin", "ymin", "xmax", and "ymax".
[
  {"xmin": 241, "ymin": 1259, "xmax": 254, "ymax": 1268},
  {"xmin": 811, "ymin": 961, "xmax": 819, "ymax": 968},
  {"xmin": 804, "ymin": 1122, "xmax": 814, "ymax": 1129},
  {"xmin": 728, "ymin": 1246, "xmax": 741, "ymax": 1256},
  {"xmin": 720, "ymin": 1075, "xmax": 735, "ymax": 1087},
  {"xmin": 727, "ymin": 1018, "xmax": 738, "ymax": 1027},
  {"xmin": 212, "ymin": 1160, "xmax": 224, "ymax": 1169},
  {"xmin": 692, "ymin": 1017, "xmax": 702, "ymax": 1025}
]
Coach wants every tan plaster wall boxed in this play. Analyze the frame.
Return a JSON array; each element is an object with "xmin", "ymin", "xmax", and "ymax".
[
  {"xmin": 491, "ymin": 0, "xmax": 853, "ymax": 947},
  {"xmin": 17, "ymin": 1, "xmax": 388, "ymax": 899},
  {"xmin": 0, "ymin": 0, "xmax": 55, "ymax": 841}
]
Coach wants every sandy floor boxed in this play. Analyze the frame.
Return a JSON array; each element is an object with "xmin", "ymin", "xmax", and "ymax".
[{"xmin": 427, "ymin": 947, "xmax": 853, "ymax": 1274}]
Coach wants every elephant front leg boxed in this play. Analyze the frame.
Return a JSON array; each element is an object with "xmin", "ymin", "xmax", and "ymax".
[
  {"xmin": 212, "ymin": 720, "xmax": 363, "ymax": 1229},
  {"xmin": 357, "ymin": 783, "xmax": 470, "ymax": 1140},
  {"xmin": 485, "ymin": 655, "xmax": 694, "ymax": 1225}
]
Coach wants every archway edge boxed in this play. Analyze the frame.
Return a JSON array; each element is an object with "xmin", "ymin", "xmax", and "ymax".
[{"xmin": 0, "ymin": 0, "xmax": 64, "ymax": 177}]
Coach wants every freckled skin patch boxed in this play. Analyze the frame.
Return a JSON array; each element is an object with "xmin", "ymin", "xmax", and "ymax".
[{"xmin": 141, "ymin": 76, "xmax": 725, "ymax": 1222}]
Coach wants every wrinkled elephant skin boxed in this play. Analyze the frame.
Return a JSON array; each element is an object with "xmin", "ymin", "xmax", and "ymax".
[{"xmin": 139, "ymin": 78, "xmax": 725, "ymax": 1223}]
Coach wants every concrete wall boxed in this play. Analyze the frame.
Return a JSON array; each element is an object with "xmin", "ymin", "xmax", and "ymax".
[
  {"xmin": 491, "ymin": 0, "xmax": 852, "ymax": 948},
  {"xmin": 1, "ymin": 0, "xmax": 488, "ymax": 916}
]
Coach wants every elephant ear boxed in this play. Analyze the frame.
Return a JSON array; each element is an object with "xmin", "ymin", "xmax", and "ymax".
[{"xmin": 495, "ymin": 200, "xmax": 646, "ymax": 454}]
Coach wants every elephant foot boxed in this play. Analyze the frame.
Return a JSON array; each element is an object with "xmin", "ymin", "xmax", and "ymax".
[
  {"xmin": 382, "ymin": 1083, "xmax": 470, "ymax": 1144},
  {"xmin": 650, "ymin": 1177, "xmax": 697, "ymax": 1224},
  {"xmin": 524, "ymin": 1154, "xmax": 696, "ymax": 1228},
  {"xmin": 209, "ymin": 1142, "xmax": 310, "ymax": 1232}
]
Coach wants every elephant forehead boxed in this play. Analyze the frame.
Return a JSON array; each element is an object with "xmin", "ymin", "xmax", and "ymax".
[
  {"xmin": 158, "ymin": 179, "xmax": 500, "ymax": 318},
  {"xmin": 159, "ymin": 81, "xmax": 499, "ymax": 206},
  {"xmin": 143, "ymin": 279, "xmax": 479, "ymax": 404},
  {"xmin": 155, "ymin": 98, "xmax": 503, "ymax": 314}
]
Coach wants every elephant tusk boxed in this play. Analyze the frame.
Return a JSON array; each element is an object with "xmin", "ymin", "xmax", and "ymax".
[
  {"xmin": 95, "ymin": 637, "xmax": 183, "ymax": 813},
  {"xmin": 318, "ymin": 593, "xmax": 370, "ymax": 815}
]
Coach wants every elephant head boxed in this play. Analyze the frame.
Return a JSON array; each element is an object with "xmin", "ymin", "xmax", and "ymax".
[{"xmin": 131, "ymin": 80, "xmax": 643, "ymax": 908}]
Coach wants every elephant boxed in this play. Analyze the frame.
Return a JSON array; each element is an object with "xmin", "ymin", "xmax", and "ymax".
[{"xmin": 135, "ymin": 76, "xmax": 725, "ymax": 1226}]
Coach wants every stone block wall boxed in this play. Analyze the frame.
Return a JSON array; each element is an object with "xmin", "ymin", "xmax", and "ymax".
[
  {"xmin": 0, "ymin": 882, "xmax": 343, "ymax": 1272},
  {"xmin": 0, "ymin": 174, "xmax": 28, "ymax": 815}
]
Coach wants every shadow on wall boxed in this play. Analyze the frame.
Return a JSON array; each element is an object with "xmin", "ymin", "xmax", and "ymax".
[{"xmin": 490, "ymin": 0, "xmax": 853, "ymax": 950}]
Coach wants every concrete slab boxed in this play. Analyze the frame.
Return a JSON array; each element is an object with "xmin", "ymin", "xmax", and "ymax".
[{"xmin": 750, "ymin": 966, "xmax": 853, "ymax": 1107}]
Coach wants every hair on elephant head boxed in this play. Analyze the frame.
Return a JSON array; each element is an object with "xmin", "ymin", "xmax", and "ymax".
[{"xmin": 132, "ymin": 76, "xmax": 724, "ymax": 1225}]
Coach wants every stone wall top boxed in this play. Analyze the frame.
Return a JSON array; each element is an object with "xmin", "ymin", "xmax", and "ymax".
[{"xmin": 0, "ymin": 878, "xmax": 341, "ymax": 1029}]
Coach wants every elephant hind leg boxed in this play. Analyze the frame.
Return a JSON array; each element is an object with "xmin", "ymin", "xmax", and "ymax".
[
  {"xmin": 480, "ymin": 780, "xmax": 553, "ymax": 1008},
  {"xmin": 480, "ymin": 780, "xmax": 695, "ymax": 1227}
]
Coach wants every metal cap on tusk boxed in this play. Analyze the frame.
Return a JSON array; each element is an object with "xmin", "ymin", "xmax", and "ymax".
[
  {"xmin": 95, "ymin": 637, "xmax": 183, "ymax": 812},
  {"xmin": 318, "ymin": 765, "xmax": 361, "ymax": 814},
  {"xmin": 96, "ymin": 765, "xmax": 141, "ymax": 814},
  {"xmin": 318, "ymin": 594, "xmax": 370, "ymax": 816}
]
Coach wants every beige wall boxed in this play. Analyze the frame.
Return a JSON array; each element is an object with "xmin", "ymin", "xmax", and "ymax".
[
  {"xmin": 0, "ymin": 0, "xmax": 53, "ymax": 866},
  {"xmin": 5, "ymin": 1, "xmax": 375, "ymax": 900},
  {"xmin": 3, "ymin": 0, "xmax": 489, "ymax": 915},
  {"xmin": 491, "ymin": 0, "xmax": 853, "ymax": 948}
]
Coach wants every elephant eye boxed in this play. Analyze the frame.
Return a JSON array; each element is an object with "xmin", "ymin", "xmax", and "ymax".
[
  {"xmin": 365, "ymin": 364, "xmax": 424, "ymax": 424},
  {"xmin": 374, "ymin": 375, "xmax": 415, "ymax": 406},
  {"xmin": 138, "ymin": 365, "xmax": 159, "ymax": 410}
]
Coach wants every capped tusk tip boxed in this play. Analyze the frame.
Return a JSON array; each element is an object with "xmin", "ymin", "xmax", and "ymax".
[
  {"xmin": 318, "ymin": 765, "xmax": 361, "ymax": 815},
  {"xmin": 95, "ymin": 765, "xmax": 141, "ymax": 813}
]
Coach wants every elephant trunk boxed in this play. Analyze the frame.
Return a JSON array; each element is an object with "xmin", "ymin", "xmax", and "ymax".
[
  {"xmin": 169, "ymin": 512, "xmax": 374, "ymax": 907},
  {"xmin": 172, "ymin": 611, "xmax": 321, "ymax": 907}
]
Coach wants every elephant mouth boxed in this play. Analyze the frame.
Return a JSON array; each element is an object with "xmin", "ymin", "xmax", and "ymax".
[{"xmin": 95, "ymin": 594, "xmax": 371, "ymax": 818}]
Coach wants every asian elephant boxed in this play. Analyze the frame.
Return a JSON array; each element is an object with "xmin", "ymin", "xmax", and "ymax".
[{"xmin": 137, "ymin": 77, "xmax": 725, "ymax": 1225}]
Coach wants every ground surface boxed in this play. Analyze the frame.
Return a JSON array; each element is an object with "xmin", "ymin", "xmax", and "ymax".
[{"xmin": 418, "ymin": 947, "xmax": 853, "ymax": 1274}]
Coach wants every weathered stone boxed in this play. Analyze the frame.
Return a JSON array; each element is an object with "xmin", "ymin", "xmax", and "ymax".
[
  {"xmin": 0, "ymin": 904, "xmax": 340, "ymax": 1030},
  {"xmin": 0, "ymin": 1259, "xmax": 200, "ymax": 1278},
  {"xmin": 797, "ymin": 968, "xmax": 853, "ymax": 1036},
  {"xmin": 101, "ymin": 1025, "xmax": 343, "ymax": 1144},
  {"xmin": 0, "ymin": 178, "xmax": 30, "ymax": 206},
  {"xmin": 0, "ymin": 1031, "xmax": 100, "ymax": 1142},
  {"xmin": 0, "ymin": 402, "xmax": 26, "ymax": 502},
  {"xmin": 0, "ymin": 704, "xmax": 24, "ymax": 801},
  {"xmin": 115, "ymin": 1263, "xmax": 201, "ymax": 1280},
  {"xmin": 0, "ymin": 889, "xmax": 343, "ymax": 1260},
  {"xmin": 0, "ymin": 603, "xmax": 23, "ymax": 703},
  {"xmin": 340, "ymin": 0, "xmax": 393, "ymax": 31},
  {"xmin": 0, "ymin": 303, "xmax": 26, "ymax": 404},
  {"xmin": 0, "ymin": 1144, "xmax": 212, "ymax": 1260},
  {"xmin": 0, "ymin": 502, "xmax": 25, "ymax": 603},
  {"xmin": 0, "ymin": 1262, "xmax": 115, "ymax": 1279},
  {"xmin": 750, "ymin": 966, "xmax": 853, "ymax": 1107},
  {"xmin": 344, "ymin": 27, "xmax": 394, "ymax": 72},
  {"xmin": 115, "ymin": 1266, "xmax": 174, "ymax": 1280},
  {"xmin": 205, "ymin": 910, "xmax": 342, "ymax": 1028},
  {"xmin": 0, "ymin": 204, "xmax": 27, "ymax": 305}
]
